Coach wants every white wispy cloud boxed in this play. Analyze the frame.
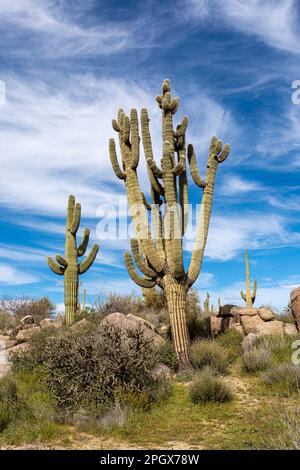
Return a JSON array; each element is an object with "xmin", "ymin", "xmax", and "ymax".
[
  {"xmin": 219, "ymin": 175, "xmax": 264, "ymax": 196},
  {"xmin": 188, "ymin": 213, "xmax": 300, "ymax": 261},
  {"xmin": 0, "ymin": 263, "xmax": 39, "ymax": 285},
  {"xmin": 185, "ymin": 0, "xmax": 300, "ymax": 54},
  {"xmin": 0, "ymin": 0, "xmax": 147, "ymax": 58}
]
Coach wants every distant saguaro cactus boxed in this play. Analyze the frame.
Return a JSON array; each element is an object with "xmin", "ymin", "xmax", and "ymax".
[
  {"xmin": 240, "ymin": 250, "xmax": 257, "ymax": 308},
  {"xmin": 47, "ymin": 195, "xmax": 99, "ymax": 326},
  {"xmin": 109, "ymin": 79, "xmax": 230, "ymax": 366},
  {"xmin": 204, "ymin": 292, "xmax": 210, "ymax": 314}
]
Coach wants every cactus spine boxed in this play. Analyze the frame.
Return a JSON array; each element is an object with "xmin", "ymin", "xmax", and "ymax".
[
  {"xmin": 47, "ymin": 195, "xmax": 99, "ymax": 326},
  {"xmin": 109, "ymin": 79, "xmax": 230, "ymax": 367},
  {"xmin": 240, "ymin": 250, "xmax": 257, "ymax": 308}
]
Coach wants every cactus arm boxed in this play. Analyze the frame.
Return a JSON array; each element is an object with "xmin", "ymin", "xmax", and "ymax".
[
  {"xmin": 78, "ymin": 244, "xmax": 99, "ymax": 274},
  {"xmin": 217, "ymin": 144, "xmax": 231, "ymax": 163},
  {"xmin": 187, "ymin": 137, "xmax": 230, "ymax": 287},
  {"xmin": 124, "ymin": 251, "xmax": 156, "ymax": 288},
  {"xmin": 240, "ymin": 290, "xmax": 247, "ymax": 302},
  {"xmin": 130, "ymin": 238, "xmax": 158, "ymax": 277},
  {"xmin": 55, "ymin": 254, "xmax": 68, "ymax": 267},
  {"xmin": 47, "ymin": 256, "xmax": 65, "ymax": 275},
  {"xmin": 71, "ymin": 203, "xmax": 81, "ymax": 234},
  {"xmin": 109, "ymin": 138, "xmax": 126, "ymax": 180},
  {"xmin": 67, "ymin": 195, "xmax": 75, "ymax": 229},
  {"xmin": 148, "ymin": 168, "xmax": 164, "ymax": 195},
  {"xmin": 130, "ymin": 108, "xmax": 140, "ymax": 169},
  {"xmin": 252, "ymin": 279, "xmax": 257, "ymax": 304},
  {"xmin": 141, "ymin": 193, "xmax": 151, "ymax": 210},
  {"xmin": 147, "ymin": 158, "xmax": 163, "ymax": 177},
  {"xmin": 141, "ymin": 239, "xmax": 165, "ymax": 273},
  {"xmin": 187, "ymin": 144, "xmax": 206, "ymax": 188},
  {"xmin": 77, "ymin": 227, "xmax": 90, "ymax": 256}
]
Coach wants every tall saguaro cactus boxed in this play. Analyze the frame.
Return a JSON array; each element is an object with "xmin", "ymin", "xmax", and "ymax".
[
  {"xmin": 109, "ymin": 79, "xmax": 230, "ymax": 366},
  {"xmin": 47, "ymin": 195, "xmax": 99, "ymax": 326},
  {"xmin": 240, "ymin": 250, "xmax": 257, "ymax": 308}
]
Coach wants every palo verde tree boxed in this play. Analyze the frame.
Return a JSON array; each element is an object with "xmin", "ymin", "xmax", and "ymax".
[
  {"xmin": 109, "ymin": 79, "xmax": 230, "ymax": 366},
  {"xmin": 47, "ymin": 195, "xmax": 99, "ymax": 326}
]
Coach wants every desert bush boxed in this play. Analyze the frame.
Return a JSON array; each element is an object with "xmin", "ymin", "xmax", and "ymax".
[
  {"xmin": 215, "ymin": 329, "xmax": 243, "ymax": 362},
  {"xmin": 262, "ymin": 364, "xmax": 300, "ymax": 396},
  {"xmin": 0, "ymin": 376, "xmax": 29, "ymax": 433},
  {"xmin": 0, "ymin": 311, "xmax": 16, "ymax": 334},
  {"xmin": 241, "ymin": 347, "xmax": 272, "ymax": 373},
  {"xmin": 10, "ymin": 325, "xmax": 64, "ymax": 372},
  {"xmin": 0, "ymin": 296, "xmax": 55, "ymax": 324},
  {"xmin": 159, "ymin": 340, "xmax": 178, "ymax": 371},
  {"xmin": 11, "ymin": 323, "xmax": 170, "ymax": 419},
  {"xmin": 277, "ymin": 302, "xmax": 295, "ymax": 324},
  {"xmin": 189, "ymin": 339, "xmax": 228, "ymax": 374},
  {"xmin": 189, "ymin": 368, "xmax": 233, "ymax": 404},
  {"xmin": 255, "ymin": 334, "xmax": 299, "ymax": 365}
]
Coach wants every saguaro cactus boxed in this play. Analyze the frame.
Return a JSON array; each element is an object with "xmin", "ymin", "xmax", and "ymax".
[
  {"xmin": 109, "ymin": 79, "xmax": 230, "ymax": 366},
  {"xmin": 47, "ymin": 195, "xmax": 99, "ymax": 326},
  {"xmin": 204, "ymin": 293, "xmax": 210, "ymax": 314},
  {"xmin": 240, "ymin": 250, "xmax": 257, "ymax": 308}
]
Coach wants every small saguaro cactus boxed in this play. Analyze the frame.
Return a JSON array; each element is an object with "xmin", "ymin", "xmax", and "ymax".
[
  {"xmin": 109, "ymin": 79, "xmax": 230, "ymax": 367},
  {"xmin": 218, "ymin": 297, "xmax": 221, "ymax": 309},
  {"xmin": 204, "ymin": 292, "xmax": 210, "ymax": 314},
  {"xmin": 47, "ymin": 195, "xmax": 99, "ymax": 326},
  {"xmin": 240, "ymin": 250, "xmax": 257, "ymax": 308}
]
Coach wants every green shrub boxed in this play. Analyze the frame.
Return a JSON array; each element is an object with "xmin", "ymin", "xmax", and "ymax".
[
  {"xmin": 0, "ymin": 311, "xmax": 16, "ymax": 334},
  {"xmin": 255, "ymin": 335, "xmax": 300, "ymax": 365},
  {"xmin": 159, "ymin": 341, "xmax": 178, "ymax": 371},
  {"xmin": 189, "ymin": 368, "xmax": 233, "ymax": 404},
  {"xmin": 241, "ymin": 347, "xmax": 272, "ymax": 373},
  {"xmin": 0, "ymin": 376, "xmax": 29, "ymax": 433},
  {"xmin": 189, "ymin": 340, "xmax": 228, "ymax": 374},
  {"xmin": 215, "ymin": 329, "xmax": 243, "ymax": 362},
  {"xmin": 9, "ymin": 325, "xmax": 64, "ymax": 372},
  {"xmin": 262, "ymin": 364, "xmax": 300, "ymax": 396},
  {"xmin": 12, "ymin": 323, "xmax": 170, "ymax": 419}
]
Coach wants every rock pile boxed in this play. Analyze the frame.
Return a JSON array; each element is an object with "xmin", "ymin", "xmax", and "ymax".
[{"xmin": 208, "ymin": 305, "xmax": 298, "ymax": 337}]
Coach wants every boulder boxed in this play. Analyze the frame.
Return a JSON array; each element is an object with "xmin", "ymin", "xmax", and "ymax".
[
  {"xmin": 20, "ymin": 315, "xmax": 34, "ymax": 327},
  {"xmin": 290, "ymin": 287, "xmax": 300, "ymax": 332},
  {"xmin": 258, "ymin": 307, "xmax": 275, "ymax": 321},
  {"xmin": 101, "ymin": 312, "xmax": 165, "ymax": 349},
  {"xmin": 253, "ymin": 320, "xmax": 285, "ymax": 337},
  {"xmin": 16, "ymin": 326, "xmax": 41, "ymax": 343},
  {"xmin": 236, "ymin": 307, "xmax": 258, "ymax": 317},
  {"xmin": 40, "ymin": 317, "xmax": 63, "ymax": 328},
  {"xmin": 240, "ymin": 314, "xmax": 264, "ymax": 335},
  {"xmin": 0, "ymin": 339, "xmax": 17, "ymax": 349},
  {"xmin": 0, "ymin": 335, "xmax": 10, "ymax": 342},
  {"xmin": 242, "ymin": 333, "xmax": 258, "ymax": 352},
  {"xmin": 284, "ymin": 323, "xmax": 298, "ymax": 336},
  {"xmin": 208, "ymin": 316, "xmax": 237, "ymax": 336},
  {"xmin": 217, "ymin": 304, "xmax": 239, "ymax": 318},
  {"xmin": 127, "ymin": 314, "xmax": 155, "ymax": 331},
  {"xmin": 231, "ymin": 323, "xmax": 244, "ymax": 335},
  {"xmin": 7, "ymin": 342, "xmax": 30, "ymax": 354},
  {"xmin": 71, "ymin": 319, "xmax": 91, "ymax": 332}
]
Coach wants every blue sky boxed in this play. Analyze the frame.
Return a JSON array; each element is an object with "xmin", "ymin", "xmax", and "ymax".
[{"xmin": 1, "ymin": 0, "xmax": 300, "ymax": 311}]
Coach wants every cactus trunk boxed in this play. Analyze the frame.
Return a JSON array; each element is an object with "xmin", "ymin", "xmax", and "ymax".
[
  {"xmin": 65, "ymin": 274, "xmax": 78, "ymax": 326},
  {"xmin": 47, "ymin": 195, "xmax": 99, "ymax": 327},
  {"xmin": 240, "ymin": 250, "xmax": 257, "ymax": 307},
  {"xmin": 164, "ymin": 276, "xmax": 190, "ymax": 367}
]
